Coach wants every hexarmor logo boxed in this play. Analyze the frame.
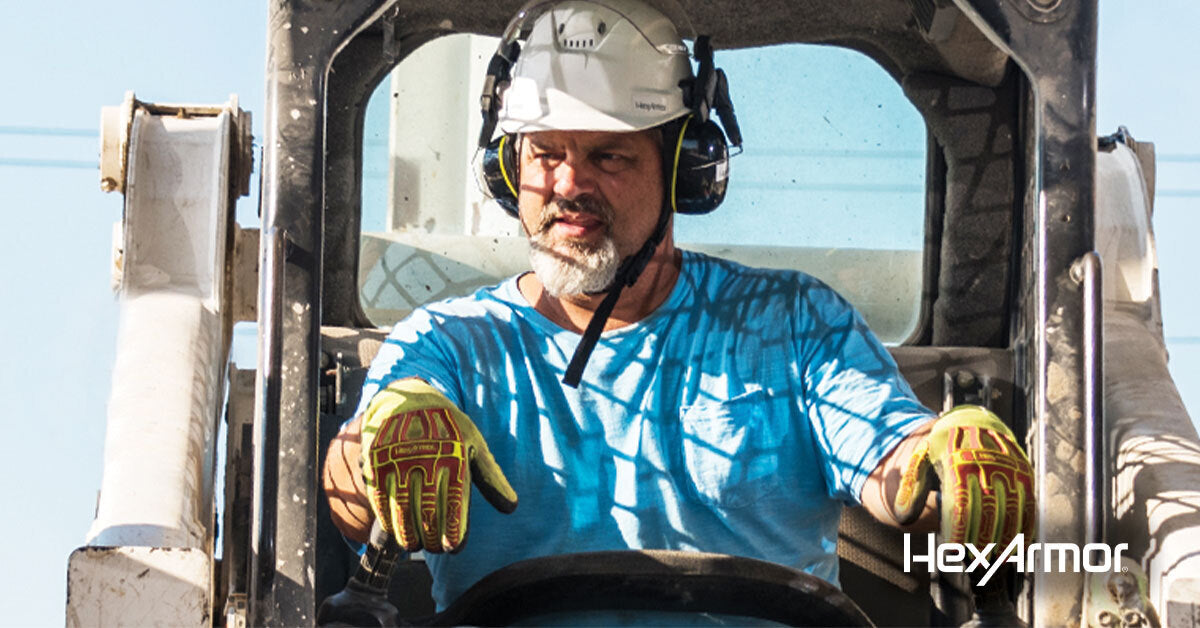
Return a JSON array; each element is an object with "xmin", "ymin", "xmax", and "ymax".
[{"xmin": 904, "ymin": 533, "xmax": 1129, "ymax": 586}]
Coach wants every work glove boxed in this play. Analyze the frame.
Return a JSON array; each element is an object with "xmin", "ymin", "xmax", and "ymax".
[
  {"xmin": 893, "ymin": 405, "xmax": 1035, "ymax": 550},
  {"xmin": 360, "ymin": 378, "xmax": 518, "ymax": 553}
]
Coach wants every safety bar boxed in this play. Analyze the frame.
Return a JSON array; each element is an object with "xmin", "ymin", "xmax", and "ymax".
[{"xmin": 1071, "ymin": 251, "xmax": 1105, "ymax": 546}]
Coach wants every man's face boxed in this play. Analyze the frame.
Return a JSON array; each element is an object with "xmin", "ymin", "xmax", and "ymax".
[{"xmin": 516, "ymin": 129, "xmax": 663, "ymax": 296}]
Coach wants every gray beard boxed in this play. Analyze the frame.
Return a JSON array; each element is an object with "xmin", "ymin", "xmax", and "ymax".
[{"xmin": 528, "ymin": 233, "xmax": 620, "ymax": 297}]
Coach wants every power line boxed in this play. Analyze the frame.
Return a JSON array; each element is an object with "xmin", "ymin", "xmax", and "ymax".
[
  {"xmin": 734, "ymin": 181, "xmax": 924, "ymax": 194},
  {"xmin": 0, "ymin": 158, "xmax": 96, "ymax": 170},
  {"xmin": 745, "ymin": 148, "xmax": 924, "ymax": 160},
  {"xmin": 0, "ymin": 126, "xmax": 95, "ymax": 138}
]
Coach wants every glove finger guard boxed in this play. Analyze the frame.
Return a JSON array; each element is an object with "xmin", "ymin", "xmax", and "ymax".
[
  {"xmin": 894, "ymin": 405, "xmax": 1035, "ymax": 552},
  {"xmin": 893, "ymin": 439, "xmax": 933, "ymax": 525},
  {"xmin": 361, "ymin": 379, "xmax": 517, "ymax": 553},
  {"xmin": 384, "ymin": 472, "xmax": 419, "ymax": 550}
]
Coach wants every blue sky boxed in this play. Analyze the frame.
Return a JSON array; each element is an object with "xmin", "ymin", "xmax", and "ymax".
[{"xmin": 1, "ymin": 2, "xmax": 1196, "ymax": 625}]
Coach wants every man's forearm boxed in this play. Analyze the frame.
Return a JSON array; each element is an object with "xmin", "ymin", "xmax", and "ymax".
[{"xmin": 323, "ymin": 414, "xmax": 375, "ymax": 543}]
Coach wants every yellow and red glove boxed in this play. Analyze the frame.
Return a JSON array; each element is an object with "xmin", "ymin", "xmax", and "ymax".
[
  {"xmin": 360, "ymin": 378, "xmax": 518, "ymax": 553},
  {"xmin": 893, "ymin": 405, "xmax": 1035, "ymax": 549}
]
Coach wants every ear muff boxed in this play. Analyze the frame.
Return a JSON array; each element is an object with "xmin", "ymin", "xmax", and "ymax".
[
  {"xmin": 484, "ymin": 118, "xmax": 730, "ymax": 218},
  {"xmin": 665, "ymin": 114, "xmax": 730, "ymax": 215},
  {"xmin": 481, "ymin": 134, "xmax": 521, "ymax": 217}
]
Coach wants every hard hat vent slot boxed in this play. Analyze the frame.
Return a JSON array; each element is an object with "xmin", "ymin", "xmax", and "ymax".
[
  {"xmin": 556, "ymin": 12, "xmax": 606, "ymax": 50},
  {"xmin": 562, "ymin": 37, "xmax": 596, "ymax": 49}
]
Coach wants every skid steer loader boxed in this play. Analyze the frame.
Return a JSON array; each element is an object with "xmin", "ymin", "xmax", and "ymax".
[{"xmin": 66, "ymin": 0, "xmax": 1199, "ymax": 625}]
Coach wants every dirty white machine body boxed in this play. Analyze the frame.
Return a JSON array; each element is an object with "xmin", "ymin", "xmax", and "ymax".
[{"xmin": 65, "ymin": 94, "xmax": 253, "ymax": 626}]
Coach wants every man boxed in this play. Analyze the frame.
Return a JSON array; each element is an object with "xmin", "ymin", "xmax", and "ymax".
[{"xmin": 324, "ymin": 0, "xmax": 1034, "ymax": 611}]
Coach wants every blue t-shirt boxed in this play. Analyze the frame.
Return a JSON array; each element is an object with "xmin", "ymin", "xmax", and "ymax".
[{"xmin": 358, "ymin": 250, "xmax": 933, "ymax": 609}]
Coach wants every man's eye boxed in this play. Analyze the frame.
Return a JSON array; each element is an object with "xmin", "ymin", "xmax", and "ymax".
[
  {"xmin": 532, "ymin": 153, "xmax": 563, "ymax": 167},
  {"xmin": 595, "ymin": 153, "xmax": 633, "ymax": 173}
]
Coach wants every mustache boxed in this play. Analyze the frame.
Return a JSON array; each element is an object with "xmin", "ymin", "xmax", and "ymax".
[{"xmin": 533, "ymin": 196, "xmax": 615, "ymax": 234}]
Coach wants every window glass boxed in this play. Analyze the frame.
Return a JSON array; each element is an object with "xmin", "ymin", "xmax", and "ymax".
[{"xmin": 360, "ymin": 35, "xmax": 926, "ymax": 342}]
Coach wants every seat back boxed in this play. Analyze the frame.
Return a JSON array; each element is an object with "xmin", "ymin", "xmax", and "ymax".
[{"xmin": 359, "ymin": 233, "xmax": 923, "ymax": 343}]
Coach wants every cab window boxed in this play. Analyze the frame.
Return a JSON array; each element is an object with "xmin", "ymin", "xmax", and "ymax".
[{"xmin": 360, "ymin": 34, "xmax": 927, "ymax": 343}]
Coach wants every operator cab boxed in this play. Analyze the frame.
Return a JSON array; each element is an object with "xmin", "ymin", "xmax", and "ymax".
[
  {"xmin": 220, "ymin": 0, "xmax": 1192, "ymax": 625},
  {"xmin": 302, "ymin": 22, "xmax": 1011, "ymax": 627}
]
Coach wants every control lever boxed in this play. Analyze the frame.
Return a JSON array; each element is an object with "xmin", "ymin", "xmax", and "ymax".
[
  {"xmin": 963, "ymin": 566, "xmax": 1025, "ymax": 627},
  {"xmin": 317, "ymin": 521, "xmax": 403, "ymax": 627}
]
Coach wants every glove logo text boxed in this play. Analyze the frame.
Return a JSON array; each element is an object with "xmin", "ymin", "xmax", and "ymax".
[{"xmin": 903, "ymin": 533, "xmax": 1128, "ymax": 586}]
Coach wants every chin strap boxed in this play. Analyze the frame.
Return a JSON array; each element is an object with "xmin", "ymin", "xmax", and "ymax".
[{"xmin": 561, "ymin": 201, "xmax": 673, "ymax": 388}]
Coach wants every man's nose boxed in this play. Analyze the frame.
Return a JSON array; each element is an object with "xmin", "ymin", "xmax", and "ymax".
[{"xmin": 552, "ymin": 158, "xmax": 597, "ymax": 200}]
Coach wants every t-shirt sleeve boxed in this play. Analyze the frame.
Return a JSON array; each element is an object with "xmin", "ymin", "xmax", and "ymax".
[
  {"xmin": 352, "ymin": 307, "xmax": 464, "ymax": 421},
  {"xmin": 795, "ymin": 278, "xmax": 934, "ymax": 505}
]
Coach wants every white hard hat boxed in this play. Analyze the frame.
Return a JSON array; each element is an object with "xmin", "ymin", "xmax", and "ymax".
[{"xmin": 497, "ymin": 0, "xmax": 695, "ymax": 134}]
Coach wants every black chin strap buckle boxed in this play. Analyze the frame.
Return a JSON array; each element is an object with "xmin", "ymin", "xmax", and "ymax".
[{"xmin": 561, "ymin": 282, "xmax": 626, "ymax": 388}]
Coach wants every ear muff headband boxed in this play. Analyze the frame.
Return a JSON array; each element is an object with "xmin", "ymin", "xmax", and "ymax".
[{"xmin": 478, "ymin": 27, "xmax": 740, "ymax": 218}]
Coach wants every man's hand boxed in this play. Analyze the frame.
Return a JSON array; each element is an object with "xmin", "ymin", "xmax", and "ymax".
[
  {"xmin": 892, "ymin": 405, "xmax": 1034, "ymax": 550},
  {"xmin": 360, "ymin": 378, "xmax": 518, "ymax": 553}
]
